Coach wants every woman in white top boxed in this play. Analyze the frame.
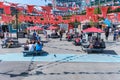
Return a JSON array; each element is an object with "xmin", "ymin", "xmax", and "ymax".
[{"xmin": 28, "ymin": 41, "xmax": 35, "ymax": 51}]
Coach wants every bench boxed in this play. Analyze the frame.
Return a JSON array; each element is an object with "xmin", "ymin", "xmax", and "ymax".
[
  {"xmin": 1, "ymin": 40, "xmax": 20, "ymax": 48},
  {"xmin": 1, "ymin": 43, "xmax": 7, "ymax": 48},
  {"xmin": 82, "ymin": 46, "xmax": 105, "ymax": 53},
  {"xmin": 50, "ymin": 34, "xmax": 60, "ymax": 38},
  {"xmin": 22, "ymin": 50, "xmax": 44, "ymax": 56}
]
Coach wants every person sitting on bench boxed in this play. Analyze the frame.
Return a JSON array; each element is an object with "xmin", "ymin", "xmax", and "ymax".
[
  {"xmin": 100, "ymin": 39, "xmax": 106, "ymax": 48},
  {"xmin": 24, "ymin": 40, "xmax": 29, "ymax": 51},
  {"xmin": 1, "ymin": 37, "xmax": 8, "ymax": 47},
  {"xmin": 93, "ymin": 38, "xmax": 100, "ymax": 48},
  {"xmin": 7, "ymin": 39, "xmax": 14, "ymax": 48},
  {"xmin": 88, "ymin": 41, "xmax": 93, "ymax": 49},
  {"xmin": 74, "ymin": 37, "xmax": 81, "ymax": 45},
  {"xmin": 35, "ymin": 41, "xmax": 43, "ymax": 51},
  {"xmin": 28, "ymin": 40, "xmax": 35, "ymax": 51}
]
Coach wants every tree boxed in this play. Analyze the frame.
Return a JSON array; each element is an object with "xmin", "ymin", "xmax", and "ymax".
[{"xmin": 94, "ymin": 7, "xmax": 101, "ymax": 14}]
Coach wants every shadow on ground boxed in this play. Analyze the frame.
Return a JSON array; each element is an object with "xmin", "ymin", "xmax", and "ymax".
[
  {"xmin": 24, "ymin": 51, "xmax": 49, "ymax": 57},
  {"xmin": 87, "ymin": 50, "xmax": 118, "ymax": 55},
  {"xmin": 1, "ymin": 70, "xmax": 120, "ymax": 78}
]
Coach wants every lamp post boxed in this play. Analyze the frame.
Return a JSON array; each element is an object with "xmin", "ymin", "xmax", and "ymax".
[
  {"xmin": 15, "ymin": 9, "xmax": 18, "ymax": 39},
  {"xmin": 97, "ymin": 0, "xmax": 100, "ymax": 15}
]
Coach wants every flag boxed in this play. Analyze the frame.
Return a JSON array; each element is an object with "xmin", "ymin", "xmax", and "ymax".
[
  {"xmin": 27, "ymin": 5, "xmax": 34, "ymax": 13},
  {"xmin": 101, "ymin": 6, "xmax": 108, "ymax": 18},
  {"xmin": 86, "ymin": 7, "xmax": 94, "ymax": 17},
  {"xmin": 0, "ymin": 2, "xmax": 4, "ymax": 8},
  {"xmin": 41, "ymin": 6, "xmax": 52, "ymax": 12},
  {"xmin": 117, "ymin": 13, "xmax": 120, "ymax": 22},
  {"xmin": 4, "ymin": 6, "xmax": 11, "ymax": 15}
]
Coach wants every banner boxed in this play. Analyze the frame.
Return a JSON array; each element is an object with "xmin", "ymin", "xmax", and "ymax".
[
  {"xmin": 27, "ymin": 5, "xmax": 34, "ymax": 13},
  {"xmin": 4, "ymin": 6, "xmax": 11, "ymax": 14},
  {"xmin": 101, "ymin": 6, "xmax": 108, "ymax": 18}
]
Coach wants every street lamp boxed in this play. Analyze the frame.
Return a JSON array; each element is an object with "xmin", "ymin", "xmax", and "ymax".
[{"xmin": 15, "ymin": 9, "xmax": 18, "ymax": 39}]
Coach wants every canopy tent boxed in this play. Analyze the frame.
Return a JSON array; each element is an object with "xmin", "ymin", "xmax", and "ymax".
[
  {"xmin": 82, "ymin": 27, "xmax": 104, "ymax": 33},
  {"xmin": 82, "ymin": 27, "xmax": 104, "ymax": 42},
  {"xmin": 27, "ymin": 26, "xmax": 43, "ymax": 30}
]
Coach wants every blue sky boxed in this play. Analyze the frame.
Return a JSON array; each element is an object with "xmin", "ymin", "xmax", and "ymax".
[{"xmin": 4, "ymin": 0, "xmax": 51, "ymax": 6}]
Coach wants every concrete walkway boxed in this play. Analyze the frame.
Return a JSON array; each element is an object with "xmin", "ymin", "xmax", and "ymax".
[{"xmin": 0, "ymin": 33, "xmax": 120, "ymax": 80}]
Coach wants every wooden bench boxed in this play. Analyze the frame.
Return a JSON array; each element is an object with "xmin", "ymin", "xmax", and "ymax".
[{"xmin": 22, "ymin": 50, "xmax": 44, "ymax": 56}]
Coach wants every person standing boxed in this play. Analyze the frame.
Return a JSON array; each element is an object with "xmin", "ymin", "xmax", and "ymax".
[
  {"xmin": 33, "ymin": 30, "xmax": 37, "ymax": 40},
  {"xmin": 43, "ymin": 29, "xmax": 48, "ymax": 40},
  {"xmin": 59, "ymin": 30, "xmax": 63, "ymax": 41},
  {"xmin": 113, "ymin": 30, "xmax": 118, "ymax": 41},
  {"xmin": 105, "ymin": 27, "xmax": 109, "ymax": 40}
]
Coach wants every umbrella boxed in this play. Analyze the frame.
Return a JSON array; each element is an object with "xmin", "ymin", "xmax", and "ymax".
[
  {"xmin": 27, "ymin": 26, "xmax": 43, "ymax": 30},
  {"xmin": 82, "ymin": 27, "xmax": 104, "ymax": 33},
  {"xmin": 48, "ymin": 26, "xmax": 58, "ymax": 30}
]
